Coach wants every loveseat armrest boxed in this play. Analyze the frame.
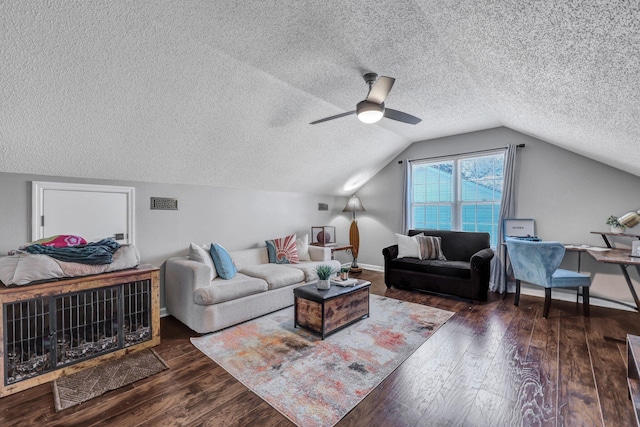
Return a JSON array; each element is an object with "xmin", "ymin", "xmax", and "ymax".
[
  {"xmin": 470, "ymin": 248, "xmax": 494, "ymax": 271},
  {"xmin": 382, "ymin": 245, "xmax": 399, "ymax": 260},
  {"xmin": 308, "ymin": 245, "xmax": 332, "ymax": 261},
  {"xmin": 165, "ymin": 257, "xmax": 212, "ymax": 330}
]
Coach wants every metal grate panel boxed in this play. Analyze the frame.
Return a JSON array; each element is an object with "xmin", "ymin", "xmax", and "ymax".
[
  {"xmin": 123, "ymin": 279, "xmax": 152, "ymax": 347},
  {"xmin": 4, "ymin": 299, "xmax": 51, "ymax": 385},
  {"xmin": 55, "ymin": 286, "xmax": 120, "ymax": 366}
]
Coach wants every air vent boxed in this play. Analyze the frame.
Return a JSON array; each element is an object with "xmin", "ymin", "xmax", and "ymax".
[
  {"xmin": 318, "ymin": 203, "xmax": 328, "ymax": 211},
  {"xmin": 150, "ymin": 197, "xmax": 178, "ymax": 210}
]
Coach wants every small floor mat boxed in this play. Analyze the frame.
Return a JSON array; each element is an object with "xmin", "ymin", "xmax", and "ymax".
[{"xmin": 52, "ymin": 348, "xmax": 168, "ymax": 412}]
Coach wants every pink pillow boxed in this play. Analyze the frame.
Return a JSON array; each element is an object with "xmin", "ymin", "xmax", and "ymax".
[{"xmin": 30, "ymin": 235, "xmax": 87, "ymax": 248}]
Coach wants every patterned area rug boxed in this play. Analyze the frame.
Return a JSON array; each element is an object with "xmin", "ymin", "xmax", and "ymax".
[
  {"xmin": 52, "ymin": 348, "xmax": 168, "ymax": 411},
  {"xmin": 191, "ymin": 294, "xmax": 454, "ymax": 427}
]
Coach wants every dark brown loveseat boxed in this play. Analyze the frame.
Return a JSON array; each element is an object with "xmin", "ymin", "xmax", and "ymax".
[{"xmin": 382, "ymin": 229, "xmax": 494, "ymax": 302}]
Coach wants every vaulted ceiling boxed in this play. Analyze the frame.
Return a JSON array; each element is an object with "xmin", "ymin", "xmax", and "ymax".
[{"xmin": 1, "ymin": 1, "xmax": 638, "ymax": 195}]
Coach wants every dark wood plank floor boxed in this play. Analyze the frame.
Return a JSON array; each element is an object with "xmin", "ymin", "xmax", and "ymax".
[{"xmin": 2, "ymin": 270, "xmax": 639, "ymax": 426}]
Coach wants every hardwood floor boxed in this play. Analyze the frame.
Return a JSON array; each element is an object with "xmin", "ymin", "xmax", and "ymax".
[{"xmin": 2, "ymin": 270, "xmax": 639, "ymax": 426}]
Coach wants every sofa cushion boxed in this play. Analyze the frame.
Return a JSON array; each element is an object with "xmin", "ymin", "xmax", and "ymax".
[
  {"xmin": 189, "ymin": 243, "xmax": 217, "ymax": 281},
  {"xmin": 389, "ymin": 258, "xmax": 471, "ymax": 279},
  {"xmin": 283, "ymin": 260, "xmax": 342, "ymax": 281},
  {"xmin": 266, "ymin": 234, "xmax": 299, "ymax": 264},
  {"xmin": 417, "ymin": 235, "xmax": 446, "ymax": 260},
  {"xmin": 240, "ymin": 263, "xmax": 305, "ymax": 290},
  {"xmin": 193, "ymin": 273, "xmax": 268, "ymax": 305},
  {"xmin": 230, "ymin": 247, "xmax": 269, "ymax": 269},
  {"xmin": 396, "ymin": 233, "xmax": 422, "ymax": 258},
  {"xmin": 296, "ymin": 234, "xmax": 311, "ymax": 262},
  {"xmin": 210, "ymin": 243, "xmax": 237, "ymax": 279}
]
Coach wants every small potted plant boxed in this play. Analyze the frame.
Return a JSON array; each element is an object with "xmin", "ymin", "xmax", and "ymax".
[
  {"xmin": 606, "ymin": 215, "xmax": 626, "ymax": 234},
  {"xmin": 315, "ymin": 264, "xmax": 335, "ymax": 290}
]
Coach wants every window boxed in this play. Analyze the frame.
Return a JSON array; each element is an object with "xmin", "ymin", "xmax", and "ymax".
[{"xmin": 409, "ymin": 151, "xmax": 505, "ymax": 247}]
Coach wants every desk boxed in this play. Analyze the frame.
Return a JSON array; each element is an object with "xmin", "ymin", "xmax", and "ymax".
[{"xmin": 587, "ymin": 248, "xmax": 640, "ymax": 312}]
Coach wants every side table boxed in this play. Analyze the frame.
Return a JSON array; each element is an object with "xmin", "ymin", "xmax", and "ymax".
[{"xmin": 310, "ymin": 243, "xmax": 354, "ymax": 261}]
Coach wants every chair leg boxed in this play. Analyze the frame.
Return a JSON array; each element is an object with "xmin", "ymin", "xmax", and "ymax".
[
  {"xmin": 583, "ymin": 286, "xmax": 590, "ymax": 317},
  {"xmin": 543, "ymin": 288, "xmax": 552, "ymax": 318},
  {"xmin": 514, "ymin": 279, "xmax": 521, "ymax": 306}
]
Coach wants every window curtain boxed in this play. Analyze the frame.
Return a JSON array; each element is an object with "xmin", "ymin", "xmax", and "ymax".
[
  {"xmin": 402, "ymin": 159, "xmax": 411, "ymax": 234},
  {"xmin": 489, "ymin": 144, "xmax": 517, "ymax": 294}
]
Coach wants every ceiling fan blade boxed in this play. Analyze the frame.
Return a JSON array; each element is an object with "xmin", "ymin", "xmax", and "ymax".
[
  {"xmin": 366, "ymin": 76, "xmax": 395, "ymax": 104},
  {"xmin": 309, "ymin": 110, "xmax": 356, "ymax": 125},
  {"xmin": 384, "ymin": 108, "xmax": 422, "ymax": 125}
]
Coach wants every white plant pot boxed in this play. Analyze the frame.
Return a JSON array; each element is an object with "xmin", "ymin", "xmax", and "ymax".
[
  {"xmin": 317, "ymin": 279, "xmax": 331, "ymax": 290},
  {"xmin": 610, "ymin": 226, "xmax": 624, "ymax": 234}
]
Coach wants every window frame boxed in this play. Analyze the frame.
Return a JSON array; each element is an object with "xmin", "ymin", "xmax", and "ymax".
[{"xmin": 408, "ymin": 150, "xmax": 505, "ymax": 247}]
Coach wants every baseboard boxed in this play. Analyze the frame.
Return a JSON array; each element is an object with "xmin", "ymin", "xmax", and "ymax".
[
  {"xmin": 359, "ymin": 263, "xmax": 384, "ymax": 272},
  {"xmin": 341, "ymin": 263, "xmax": 384, "ymax": 272},
  {"xmin": 519, "ymin": 286, "xmax": 637, "ymax": 312},
  {"xmin": 160, "ymin": 307, "xmax": 169, "ymax": 318}
]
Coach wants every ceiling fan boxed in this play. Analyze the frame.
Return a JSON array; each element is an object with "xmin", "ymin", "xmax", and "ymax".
[{"xmin": 310, "ymin": 73, "xmax": 422, "ymax": 125}]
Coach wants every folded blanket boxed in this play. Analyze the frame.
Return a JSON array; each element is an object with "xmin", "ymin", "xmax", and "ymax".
[{"xmin": 24, "ymin": 238, "xmax": 121, "ymax": 265}]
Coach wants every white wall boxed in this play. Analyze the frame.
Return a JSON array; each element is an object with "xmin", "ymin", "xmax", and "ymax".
[
  {"xmin": 356, "ymin": 127, "xmax": 640, "ymax": 309},
  {"xmin": 0, "ymin": 172, "xmax": 347, "ymax": 307}
]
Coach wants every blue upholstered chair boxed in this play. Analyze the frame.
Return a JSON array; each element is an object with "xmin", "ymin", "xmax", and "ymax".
[{"xmin": 506, "ymin": 238, "xmax": 591, "ymax": 318}]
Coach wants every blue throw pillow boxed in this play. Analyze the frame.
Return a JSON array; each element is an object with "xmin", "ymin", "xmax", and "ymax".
[{"xmin": 209, "ymin": 243, "xmax": 237, "ymax": 280}]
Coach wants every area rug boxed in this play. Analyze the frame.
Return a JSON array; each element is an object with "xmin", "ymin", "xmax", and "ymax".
[
  {"xmin": 52, "ymin": 348, "xmax": 168, "ymax": 411},
  {"xmin": 190, "ymin": 294, "xmax": 454, "ymax": 427}
]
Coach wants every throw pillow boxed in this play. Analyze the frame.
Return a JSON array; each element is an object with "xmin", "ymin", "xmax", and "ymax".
[
  {"xmin": 189, "ymin": 243, "xmax": 217, "ymax": 281},
  {"xmin": 296, "ymin": 234, "xmax": 311, "ymax": 261},
  {"xmin": 417, "ymin": 235, "xmax": 447, "ymax": 260},
  {"xmin": 396, "ymin": 233, "xmax": 422, "ymax": 258},
  {"xmin": 265, "ymin": 234, "xmax": 299, "ymax": 264},
  {"xmin": 26, "ymin": 235, "xmax": 87, "ymax": 248},
  {"xmin": 209, "ymin": 243, "xmax": 237, "ymax": 280}
]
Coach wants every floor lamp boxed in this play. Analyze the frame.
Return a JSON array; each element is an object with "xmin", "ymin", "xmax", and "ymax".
[{"xmin": 342, "ymin": 195, "xmax": 365, "ymax": 273}]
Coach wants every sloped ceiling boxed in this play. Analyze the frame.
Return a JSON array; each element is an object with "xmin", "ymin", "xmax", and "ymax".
[{"xmin": 1, "ymin": 1, "xmax": 638, "ymax": 195}]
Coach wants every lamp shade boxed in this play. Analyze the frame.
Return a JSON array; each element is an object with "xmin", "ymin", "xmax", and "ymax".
[
  {"xmin": 342, "ymin": 195, "xmax": 366, "ymax": 213},
  {"xmin": 356, "ymin": 101, "xmax": 384, "ymax": 124},
  {"xmin": 619, "ymin": 210, "xmax": 640, "ymax": 228}
]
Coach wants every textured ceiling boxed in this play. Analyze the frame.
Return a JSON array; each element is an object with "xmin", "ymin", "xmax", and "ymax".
[{"xmin": 1, "ymin": 1, "xmax": 639, "ymax": 195}]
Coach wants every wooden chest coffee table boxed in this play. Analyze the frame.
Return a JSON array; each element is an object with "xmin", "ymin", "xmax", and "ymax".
[{"xmin": 294, "ymin": 280, "xmax": 370, "ymax": 339}]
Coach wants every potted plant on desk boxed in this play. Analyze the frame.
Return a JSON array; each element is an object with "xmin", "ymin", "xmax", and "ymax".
[
  {"xmin": 606, "ymin": 215, "xmax": 626, "ymax": 234},
  {"xmin": 315, "ymin": 265, "xmax": 335, "ymax": 290}
]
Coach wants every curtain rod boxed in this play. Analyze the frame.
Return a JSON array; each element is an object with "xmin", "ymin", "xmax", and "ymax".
[{"xmin": 404, "ymin": 143, "xmax": 525, "ymax": 164}]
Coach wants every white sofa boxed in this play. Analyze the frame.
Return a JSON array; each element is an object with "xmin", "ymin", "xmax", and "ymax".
[{"xmin": 165, "ymin": 244, "xmax": 341, "ymax": 334}]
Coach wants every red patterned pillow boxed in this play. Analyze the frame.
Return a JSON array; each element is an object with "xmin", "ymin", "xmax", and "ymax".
[{"xmin": 265, "ymin": 234, "xmax": 299, "ymax": 264}]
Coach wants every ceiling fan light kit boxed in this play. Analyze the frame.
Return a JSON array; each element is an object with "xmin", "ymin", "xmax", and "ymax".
[
  {"xmin": 310, "ymin": 72, "xmax": 422, "ymax": 126},
  {"xmin": 356, "ymin": 100, "xmax": 384, "ymax": 124}
]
